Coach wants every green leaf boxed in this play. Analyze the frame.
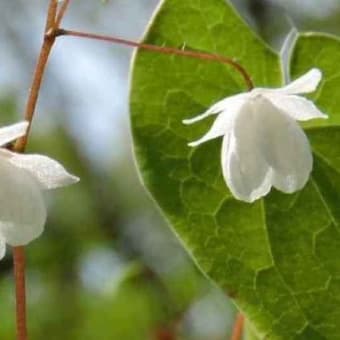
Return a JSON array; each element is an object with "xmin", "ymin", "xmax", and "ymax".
[{"xmin": 130, "ymin": 0, "xmax": 340, "ymax": 338}]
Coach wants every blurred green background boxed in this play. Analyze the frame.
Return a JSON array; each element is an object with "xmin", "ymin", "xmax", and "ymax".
[{"xmin": 1, "ymin": 0, "xmax": 340, "ymax": 339}]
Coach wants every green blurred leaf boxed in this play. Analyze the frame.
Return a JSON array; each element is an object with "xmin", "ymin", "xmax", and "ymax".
[
  {"xmin": 75, "ymin": 279, "xmax": 167, "ymax": 340},
  {"xmin": 130, "ymin": 0, "xmax": 340, "ymax": 339}
]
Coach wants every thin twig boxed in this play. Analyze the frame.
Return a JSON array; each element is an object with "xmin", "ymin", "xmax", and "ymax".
[
  {"xmin": 55, "ymin": 0, "xmax": 71, "ymax": 28},
  {"xmin": 14, "ymin": 6, "xmax": 58, "ymax": 153},
  {"xmin": 12, "ymin": 1, "xmax": 62, "ymax": 340},
  {"xmin": 55, "ymin": 29, "xmax": 254, "ymax": 91},
  {"xmin": 231, "ymin": 313, "xmax": 245, "ymax": 340},
  {"xmin": 13, "ymin": 247, "xmax": 27, "ymax": 340},
  {"xmin": 45, "ymin": 0, "xmax": 58, "ymax": 33}
]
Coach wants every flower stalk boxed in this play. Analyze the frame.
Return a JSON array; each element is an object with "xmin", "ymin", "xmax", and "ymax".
[
  {"xmin": 13, "ymin": 247, "xmax": 27, "ymax": 340},
  {"xmin": 54, "ymin": 28, "xmax": 254, "ymax": 91},
  {"xmin": 14, "ymin": 6, "xmax": 58, "ymax": 153}
]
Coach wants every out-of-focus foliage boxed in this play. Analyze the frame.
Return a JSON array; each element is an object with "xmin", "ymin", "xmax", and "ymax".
[{"xmin": 0, "ymin": 0, "xmax": 340, "ymax": 339}]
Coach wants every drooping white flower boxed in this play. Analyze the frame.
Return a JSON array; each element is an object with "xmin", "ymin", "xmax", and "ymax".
[
  {"xmin": 0, "ymin": 121, "xmax": 79, "ymax": 258},
  {"xmin": 183, "ymin": 68, "xmax": 327, "ymax": 203}
]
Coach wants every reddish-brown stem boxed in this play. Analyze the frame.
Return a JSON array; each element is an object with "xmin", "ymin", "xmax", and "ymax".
[
  {"xmin": 14, "ymin": 40, "xmax": 55, "ymax": 152},
  {"xmin": 45, "ymin": 0, "xmax": 58, "ymax": 33},
  {"xmin": 14, "ymin": 15, "xmax": 58, "ymax": 153},
  {"xmin": 231, "ymin": 313, "xmax": 245, "ymax": 340},
  {"xmin": 55, "ymin": 28, "xmax": 254, "ymax": 91},
  {"xmin": 12, "ymin": 2, "xmax": 60, "ymax": 340},
  {"xmin": 55, "ymin": 0, "xmax": 71, "ymax": 28},
  {"xmin": 154, "ymin": 327, "xmax": 176, "ymax": 340},
  {"xmin": 13, "ymin": 247, "xmax": 27, "ymax": 340}
]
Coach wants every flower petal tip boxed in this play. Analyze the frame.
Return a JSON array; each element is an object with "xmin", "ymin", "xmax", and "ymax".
[
  {"xmin": 70, "ymin": 175, "xmax": 80, "ymax": 183},
  {"xmin": 51, "ymin": 174, "xmax": 79, "ymax": 190},
  {"xmin": 311, "ymin": 67, "xmax": 322, "ymax": 76},
  {"xmin": 311, "ymin": 67, "xmax": 323, "ymax": 83},
  {"xmin": 63, "ymin": 174, "xmax": 80, "ymax": 186},
  {"xmin": 182, "ymin": 118, "xmax": 194, "ymax": 125},
  {"xmin": 187, "ymin": 141, "xmax": 197, "ymax": 147},
  {"xmin": 309, "ymin": 68, "xmax": 323, "ymax": 84}
]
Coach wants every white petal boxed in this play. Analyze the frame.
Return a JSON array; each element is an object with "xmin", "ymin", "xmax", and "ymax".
[
  {"xmin": 188, "ymin": 109, "xmax": 238, "ymax": 147},
  {"xmin": 221, "ymin": 96, "xmax": 312, "ymax": 202},
  {"xmin": 278, "ymin": 68, "xmax": 322, "ymax": 95},
  {"xmin": 8, "ymin": 154, "xmax": 79, "ymax": 189},
  {"xmin": 0, "ymin": 159, "xmax": 46, "ymax": 246},
  {"xmin": 0, "ymin": 121, "xmax": 28, "ymax": 147},
  {"xmin": 265, "ymin": 93, "xmax": 328, "ymax": 121},
  {"xmin": 0, "ymin": 235, "xmax": 6, "ymax": 260},
  {"xmin": 221, "ymin": 101, "xmax": 273, "ymax": 202},
  {"xmin": 256, "ymin": 97, "xmax": 313, "ymax": 193},
  {"xmin": 183, "ymin": 93, "xmax": 247, "ymax": 125}
]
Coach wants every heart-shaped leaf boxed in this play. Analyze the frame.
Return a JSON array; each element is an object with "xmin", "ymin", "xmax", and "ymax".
[{"xmin": 130, "ymin": 1, "xmax": 340, "ymax": 338}]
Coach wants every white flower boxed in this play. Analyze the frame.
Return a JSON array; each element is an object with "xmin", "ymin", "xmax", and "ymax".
[
  {"xmin": 0, "ymin": 121, "xmax": 79, "ymax": 258},
  {"xmin": 183, "ymin": 68, "xmax": 327, "ymax": 203}
]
